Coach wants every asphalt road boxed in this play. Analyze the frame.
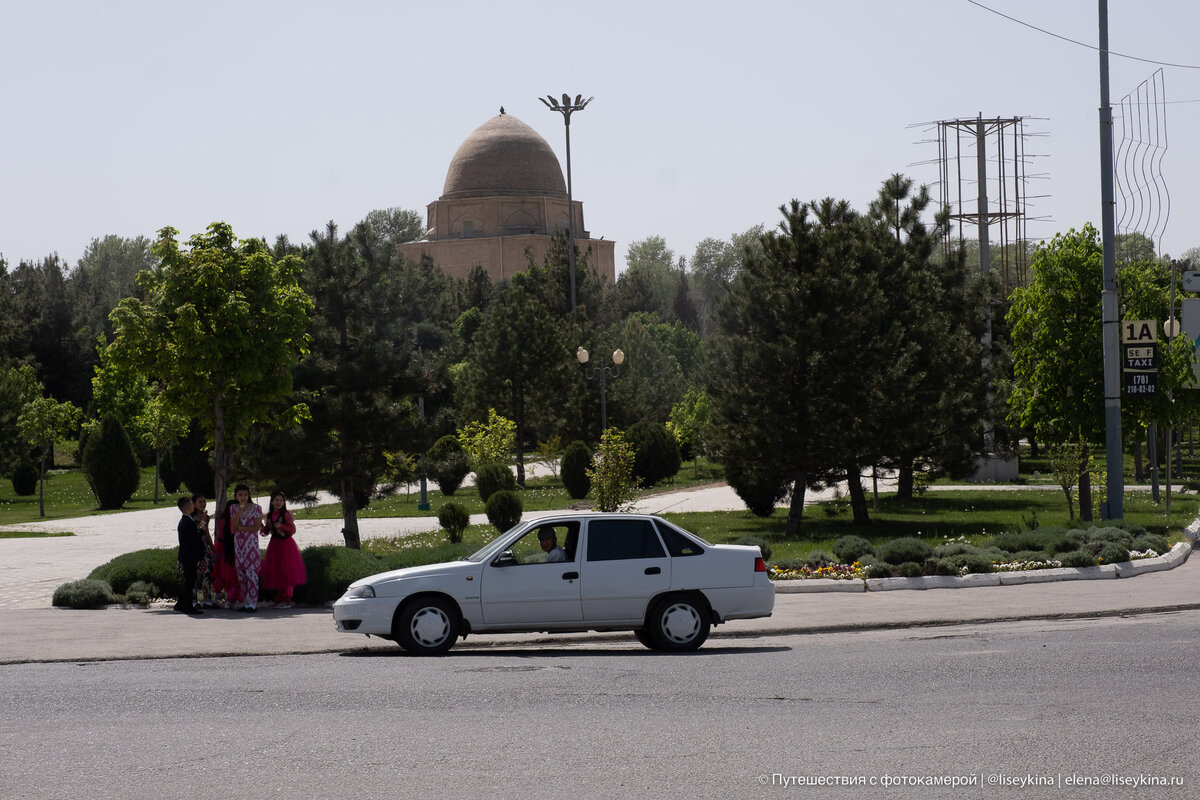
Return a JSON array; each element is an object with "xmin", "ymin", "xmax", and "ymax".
[{"xmin": 3, "ymin": 612, "xmax": 1196, "ymax": 800}]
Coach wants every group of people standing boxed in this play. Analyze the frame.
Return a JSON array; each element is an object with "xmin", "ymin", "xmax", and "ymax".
[{"xmin": 174, "ymin": 484, "xmax": 307, "ymax": 615}]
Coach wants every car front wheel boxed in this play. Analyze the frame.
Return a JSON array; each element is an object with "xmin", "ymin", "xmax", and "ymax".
[
  {"xmin": 646, "ymin": 594, "xmax": 710, "ymax": 652},
  {"xmin": 394, "ymin": 596, "xmax": 460, "ymax": 655}
]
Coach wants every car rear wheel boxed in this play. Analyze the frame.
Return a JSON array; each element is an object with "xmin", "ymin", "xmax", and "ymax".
[
  {"xmin": 394, "ymin": 596, "xmax": 460, "ymax": 655},
  {"xmin": 646, "ymin": 594, "xmax": 710, "ymax": 652}
]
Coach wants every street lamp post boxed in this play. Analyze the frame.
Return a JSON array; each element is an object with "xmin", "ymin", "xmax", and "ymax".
[
  {"xmin": 577, "ymin": 346, "xmax": 623, "ymax": 431},
  {"xmin": 540, "ymin": 93, "xmax": 593, "ymax": 313}
]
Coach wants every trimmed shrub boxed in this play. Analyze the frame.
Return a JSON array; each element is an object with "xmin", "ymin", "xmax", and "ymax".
[
  {"xmin": 88, "ymin": 548, "xmax": 180, "ymax": 595},
  {"xmin": 53, "ymin": 578, "xmax": 121, "ymax": 609},
  {"xmin": 897, "ymin": 561, "xmax": 924, "ymax": 578},
  {"xmin": 725, "ymin": 461, "xmax": 786, "ymax": 518},
  {"xmin": 833, "ymin": 535, "xmax": 874, "ymax": 563},
  {"xmin": 124, "ymin": 580, "xmax": 160, "ymax": 605},
  {"xmin": 294, "ymin": 545, "xmax": 386, "ymax": 606},
  {"xmin": 627, "ymin": 422, "xmax": 682, "ymax": 489},
  {"xmin": 991, "ymin": 528, "xmax": 1066, "ymax": 554},
  {"xmin": 475, "ymin": 463, "xmax": 516, "ymax": 503},
  {"xmin": 437, "ymin": 501, "xmax": 470, "ymax": 544},
  {"xmin": 427, "ymin": 435, "xmax": 470, "ymax": 497},
  {"xmin": 485, "ymin": 490, "xmax": 523, "ymax": 532},
  {"xmin": 1084, "ymin": 526, "xmax": 1133, "ymax": 549},
  {"xmin": 866, "ymin": 564, "xmax": 893, "ymax": 579},
  {"xmin": 1132, "ymin": 534, "xmax": 1169, "ymax": 554},
  {"xmin": 803, "ymin": 549, "xmax": 835, "ymax": 568},
  {"xmin": 936, "ymin": 553, "xmax": 996, "ymax": 575},
  {"xmin": 735, "ymin": 535, "xmax": 772, "ymax": 562},
  {"xmin": 82, "ymin": 413, "xmax": 140, "ymax": 509},
  {"xmin": 1059, "ymin": 550, "xmax": 1097, "ymax": 568},
  {"xmin": 1096, "ymin": 542, "xmax": 1130, "ymax": 564},
  {"xmin": 561, "ymin": 440, "xmax": 593, "ymax": 499},
  {"xmin": 10, "ymin": 461, "xmax": 38, "ymax": 496},
  {"xmin": 876, "ymin": 537, "xmax": 933, "ymax": 566}
]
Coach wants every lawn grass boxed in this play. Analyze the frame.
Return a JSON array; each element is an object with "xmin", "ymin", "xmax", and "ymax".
[{"xmin": 0, "ymin": 466, "xmax": 177, "ymax": 526}]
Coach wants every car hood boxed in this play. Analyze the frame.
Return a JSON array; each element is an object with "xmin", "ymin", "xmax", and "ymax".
[{"xmin": 352, "ymin": 560, "xmax": 477, "ymax": 589}]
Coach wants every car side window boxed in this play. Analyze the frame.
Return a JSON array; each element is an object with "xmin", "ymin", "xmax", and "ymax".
[
  {"xmin": 654, "ymin": 519, "xmax": 705, "ymax": 557},
  {"xmin": 585, "ymin": 519, "xmax": 667, "ymax": 562}
]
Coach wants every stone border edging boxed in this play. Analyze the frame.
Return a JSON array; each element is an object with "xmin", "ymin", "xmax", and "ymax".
[{"xmin": 773, "ymin": 541, "xmax": 1192, "ymax": 594}]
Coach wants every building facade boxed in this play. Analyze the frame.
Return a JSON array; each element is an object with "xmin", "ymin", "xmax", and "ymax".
[{"xmin": 398, "ymin": 111, "xmax": 616, "ymax": 284}]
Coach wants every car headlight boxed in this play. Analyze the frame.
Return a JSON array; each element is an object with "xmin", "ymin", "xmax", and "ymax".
[{"xmin": 347, "ymin": 585, "xmax": 376, "ymax": 599}]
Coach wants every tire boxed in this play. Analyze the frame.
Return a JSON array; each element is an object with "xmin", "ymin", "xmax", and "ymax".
[
  {"xmin": 393, "ymin": 596, "xmax": 460, "ymax": 655},
  {"xmin": 634, "ymin": 628, "xmax": 659, "ymax": 650},
  {"xmin": 646, "ymin": 594, "xmax": 710, "ymax": 652}
]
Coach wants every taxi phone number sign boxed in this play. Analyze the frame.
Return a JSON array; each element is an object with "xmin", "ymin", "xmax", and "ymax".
[{"xmin": 1121, "ymin": 319, "xmax": 1157, "ymax": 396}]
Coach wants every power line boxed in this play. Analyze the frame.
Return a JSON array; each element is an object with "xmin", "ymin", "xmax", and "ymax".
[{"xmin": 965, "ymin": 0, "xmax": 1200, "ymax": 70}]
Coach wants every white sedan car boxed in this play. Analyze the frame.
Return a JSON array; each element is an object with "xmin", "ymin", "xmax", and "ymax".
[{"xmin": 332, "ymin": 513, "xmax": 774, "ymax": 655}]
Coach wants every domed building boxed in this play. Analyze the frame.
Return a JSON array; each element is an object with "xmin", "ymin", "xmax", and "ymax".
[{"xmin": 398, "ymin": 110, "xmax": 616, "ymax": 284}]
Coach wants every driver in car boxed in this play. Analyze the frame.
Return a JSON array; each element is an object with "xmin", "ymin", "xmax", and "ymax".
[{"xmin": 538, "ymin": 529, "xmax": 567, "ymax": 563}]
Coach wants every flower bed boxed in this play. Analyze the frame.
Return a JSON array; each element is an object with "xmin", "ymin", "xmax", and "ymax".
[{"xmin": 770, "ymin": 563, "xmax": 865, "ymax": 581}]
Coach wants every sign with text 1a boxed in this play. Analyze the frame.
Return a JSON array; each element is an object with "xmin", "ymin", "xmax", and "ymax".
[{"xmin": 1121, "ymin": 319, "xmax": 1157, "ymax": 396}]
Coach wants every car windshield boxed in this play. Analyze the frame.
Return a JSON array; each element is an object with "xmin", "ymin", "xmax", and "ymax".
[{"xmin": 465, "ymin": 526, "xmax": 528, "ymax": 562}]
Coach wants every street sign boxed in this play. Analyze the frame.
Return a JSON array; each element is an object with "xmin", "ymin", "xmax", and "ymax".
[
  {"xmin": 1121, "ymin": 318, "xmax": 1158, "ymax": 396},
  {"xmin": 1183, "ymin": 271, "xmax": 1200, "ymax": 292}
]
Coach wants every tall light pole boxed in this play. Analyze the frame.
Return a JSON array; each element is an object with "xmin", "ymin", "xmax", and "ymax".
[
  {"xmin": 540, "ymin": 93, "xmax": 593, "ymax": 313},
  {"xmin": 1098, "ymin": 0, "xmax": 1123, "ymax": 519},
  {"xmin": 577, "ymin": 346, "xmax": 623, "ymax": 431}
]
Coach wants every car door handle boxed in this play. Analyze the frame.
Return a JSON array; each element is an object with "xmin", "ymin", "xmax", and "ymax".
[
  {"xmin": 644, "ymin": 567, "xmax": 661, "ymax": 575},
  {"xmin": 562, "ymin": 572, "xmax": 579, "ymax": 580}
]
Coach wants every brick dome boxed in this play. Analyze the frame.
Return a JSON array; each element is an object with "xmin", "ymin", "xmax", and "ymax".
[{"xmin": 441, "ymin": 112, "xmax": 567, "ymax": 201}]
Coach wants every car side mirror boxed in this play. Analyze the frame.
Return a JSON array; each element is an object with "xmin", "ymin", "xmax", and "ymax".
[{"xmin": 492, "ymin": 551, "xmax": 518, "ymax": 567}]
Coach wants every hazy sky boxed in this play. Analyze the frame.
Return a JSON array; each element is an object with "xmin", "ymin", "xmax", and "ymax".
[{"xmin": 3, "ymin": 0, "xmax": 1199, "ymax": 274}]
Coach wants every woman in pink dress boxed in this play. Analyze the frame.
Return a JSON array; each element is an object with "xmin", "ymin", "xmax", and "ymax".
[
  {"xmin": 231, "ymin": 484, "xmax": 263, "ymax": 612},
  {"xmin": 259, "ymin": 490, "xmax": 306, "ymax": 608}
]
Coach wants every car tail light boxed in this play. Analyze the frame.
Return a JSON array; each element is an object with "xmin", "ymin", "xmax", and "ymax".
[{"xmin": 754, "ymin": 557, "xmax": 767, "ymax": 572}]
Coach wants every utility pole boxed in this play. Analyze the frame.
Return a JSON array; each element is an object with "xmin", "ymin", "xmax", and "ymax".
[{"xmin": 1099, "ymin": 0, "xmax": 1124, "ymax": 518}]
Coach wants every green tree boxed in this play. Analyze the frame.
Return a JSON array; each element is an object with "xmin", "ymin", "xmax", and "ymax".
[
  {"xmin": 134, "ymin": 393, "xmax": 188, "ymax": 504},
  {"xmin": 68, "ymin": 235, "xmax": 154, "ymax": 360},
  {"xmin": 604, "ymin": 315, "xmax": 688, "ymax": 429},
  {"xmin": 611, "ymin": 236, "xmax": 678, "ymax": 320},
  {"xmin": 689, "ymin": 225, "xmax": 765, "ymax": 331},
  {"xmin": 0, "ymin": 363, "xmax": 40, "ymax": 475},
  {"xmin": 107, "ymin": 222, "xmax": 313, "ymax": 505},
  {"xmin": 360, "ymin": 207, "xmax": 424, "ymax": 248},
  {"xmin": 456, "ymin": 409, "xmax": 517, "ymax": 470},
  {"xmin": 245, "ymin": 221, "xmax": 419, "ymax": 548},
  {"xmin": 82, "ymin": 412, "xmax": 140, "ymax": 510},
  {"xmin": 457, "ymin": 274, "xmax": 575, "ymax": 485},
  {"xmin": 17, "ymin": 394, "xmax": 82, "ymax": 516},
  {"xmin": 587, "ymin": 428, "xmax": 636, "ymax": 512},
  {"xmin": 865, "ymin": 174, "xmax": 986, "ymax": 497},
  {"xmin": 91, "ymin": 334, "xmax": 152, "ymax": 446},
  {"xmin": 667, "ymin": 388, "xmax": 712, "ymax": 477},
  {"xmin": 706, "ymin": 197, "xmax": 896, "ymax": 534},
  {"xmin": 1007, "ymin": 225, "xmax": 1105, "ymax": 520}
]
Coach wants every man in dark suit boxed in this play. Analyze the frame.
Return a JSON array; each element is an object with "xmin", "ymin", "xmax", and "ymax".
[{"xmin": 174, "ymin": 496, "xmax": 203, "ymax": 615}]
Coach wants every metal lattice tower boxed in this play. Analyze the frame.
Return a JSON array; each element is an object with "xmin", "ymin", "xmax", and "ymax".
[{"xmin": 913, "ymin": 114, "xmax": 1046, "ymax": 294}]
